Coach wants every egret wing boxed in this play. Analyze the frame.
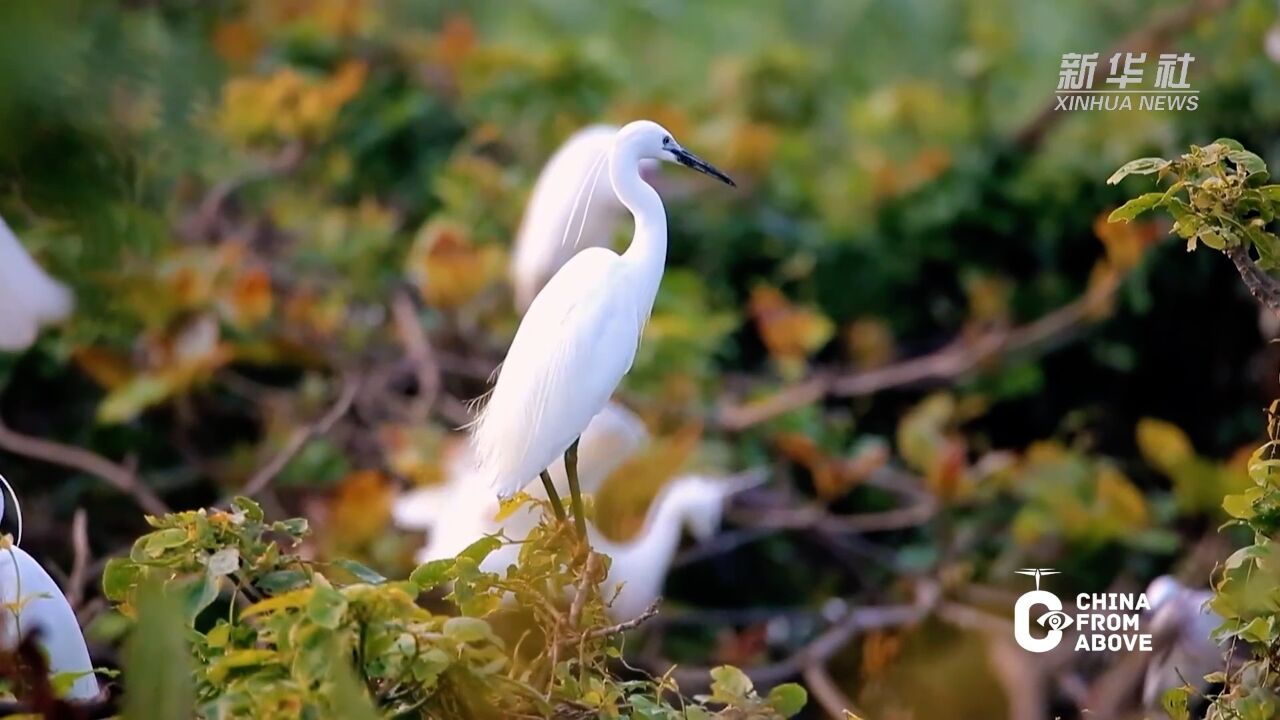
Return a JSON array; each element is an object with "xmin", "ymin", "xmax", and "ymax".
[{"xmin": 474, "ymin": 248, "xmax": 641, "ymax": 497}]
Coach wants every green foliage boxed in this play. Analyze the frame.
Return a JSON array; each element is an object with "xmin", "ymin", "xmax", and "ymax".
[
  {"xmin": 102, "ymin": 497, "xmax": 804, "ymax": 719},
  {"xmin": 1107, "ymin": 138, "xmax": 1280, "ymax": 264},
  {"xmin": 1119, "ymin": 139, "xmax": 1280, "ymax": 720}
]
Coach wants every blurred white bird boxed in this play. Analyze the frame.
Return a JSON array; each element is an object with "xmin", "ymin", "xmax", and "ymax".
[
  {"xmin": 1142, "ymin": 575, "xmax": 1229, "ymax": 709},
  {"xmin": 510, "ymin": 125, "xmax": 656, "ymax": 313},
  {"xmin": 594, "ymin": 473, "xmax": 759, "ymax": 622},
  {"xmin": 395, "ymin": 401, "xmax": 649, "ymax": 565},
  {"xmin": 0, "ymin": 476, "xmax": 99, "ymax": 700},
  {"xmin": 0, "ymin": 216, "xmax": 73, "ymax": 351},
  {"xmin": 472, "ymin": 120, "xmax": 734, "ymax": 536}
]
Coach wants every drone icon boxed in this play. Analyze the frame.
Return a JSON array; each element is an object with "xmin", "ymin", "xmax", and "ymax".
[{"xmin": 1015, "ymin": 568, "xmax": 1060, "ymax": 591}]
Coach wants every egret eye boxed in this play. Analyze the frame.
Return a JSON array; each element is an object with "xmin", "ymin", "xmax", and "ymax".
[{"xmin": 662, "ymin": 136, "xmax": 671, "ymax": 146}]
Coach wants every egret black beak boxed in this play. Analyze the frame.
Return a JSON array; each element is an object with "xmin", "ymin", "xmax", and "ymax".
[{"xmin": 672, "ymin": 148, "xmax": 736, "ymax": 187}]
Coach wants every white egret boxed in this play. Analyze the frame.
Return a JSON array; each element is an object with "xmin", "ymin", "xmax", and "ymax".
[
  {"xmin": 0, "ymin": 216, "xmax": 73, "ymax": 351},
  {"xmin": 472, "ymin": 120, "xmax": 734, "ymax": 537},
  {"xmin": 1142, "ymin": 575, "xmax": 1229, "ymax": 709},
  {"xmin": 511, "ymin": 125, "xmax": 627, "ymax": 313},
  {"xmin": 593, "ymin": 473, "xmax": 760, "ymax": 622},
  {"xmin": 0, "ymin": 475, "xmax": 99, "ymax": 700}
]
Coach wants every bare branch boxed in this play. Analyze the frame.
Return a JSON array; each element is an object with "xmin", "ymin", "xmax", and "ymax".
[
  {"xmin": 390, "ymin": 290, "xmax": 442, "ymax": 422},
  {"xmin": 225, "ymin": 373, "xmax": 360, "ymax": 504},
  {"xmin": 0, "ymin": 415, "xmax": 169, "ymax": 516},
  {"xmin": 802, "ymin": 662, "xmax": 864, "ymax": 719},
  {"xmin": 718, "ymin": 268, "xmax": 1121, "ymax": 430}
]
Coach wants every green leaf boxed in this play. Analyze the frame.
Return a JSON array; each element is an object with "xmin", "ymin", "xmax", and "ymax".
[
  {"xmin": 1161, "ymin": 686, "xmax": 1191, "ymax": 720},
  {"xmin": 409, "ymin": 558, "xmax": 454, "ymax": 590},
  {"xmin": 143, "ymin": 528, "xmax": 190, "ymax": 558},
  {"xmin": 330, "ymin": 558, "xmax": 386, "ymax": 584},
  {"xmin": 102, "ymin": 558, "xmax": 142, "ymax": 602},
  {"xmin": 177, "ymin": 572, "xmax": 220, "ymax": 624},
  {"xmin": 256, "ymin": 569, "xmax": 309, "ymax": 593},
  {"xmin": 443, "ymin": 616, "xmax": 498, "ymax": 645},
  {"xmin": 1224, "ymin": 487, "xmax": 1262, "ymax": 519},
  {"xmin": 1230, "ymin": 149, "xmax": 1269, "ymax": 177},
  {"xmin": 326, "ymin": 651, "xmax": 381, "ymax": 720},
  {"xmin": 306, "ymin": 584, "xmax": 348, "ymax": 629},
  {"xmin": 1107, "ymin": 157, "xmax": 1169, "ymax": 185},
  {"xmin": 767, "ymin": 683, "xmax": 808, "ymax": 717},
  {"xmin": 1108, "ymin": 192, "xmax": 1166, "ymax": 222},
  {"xmin": 709, "ymin": 665, "xmax": 754, "ymax": 702},
  {"xmin": 459, "ymin": 535, "xmax": 503, "ymax": 564},
  {"xmin": 122, "ymin": 580, "xmax": 194, "ymax": 720}
]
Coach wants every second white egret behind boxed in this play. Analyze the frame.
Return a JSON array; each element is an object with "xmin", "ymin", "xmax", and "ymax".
[{"xmin": 471, "ymin": 120, "xmax": 734, "ymax": 537}]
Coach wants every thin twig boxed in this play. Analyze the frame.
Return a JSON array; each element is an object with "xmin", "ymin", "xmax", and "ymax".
[
  {"xmin": 802, "ymin": 662, "xmax": 863, "ymax": 719},
  {"xmin": 390, "ymin": 290, "xmax": 442, "ymax": 422},
  {"xmin": 568, "ymin": 553, "xmax": 602, "ymax": 630},
  {"xmin": 718, "ymin": 269, "xmax": 1120, "ymax": 430},
  {"xmin": 225, "ymin": 373, "xmax": 360, "ymax": 503},
  {"xmin": 574, "ymin": 601, "xmax": 661, "ymax": 645},
  {"xmin": 65, "ymin": 509, "xmax": 90, "ymax": 610},
  {"xmin": 0, "ymin": 415, "xmax": 169, "ymax": 516}
]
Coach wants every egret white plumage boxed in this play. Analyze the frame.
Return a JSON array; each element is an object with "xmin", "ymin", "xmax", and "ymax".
[
  {"xmin": 511, "ymin": 125, "xmax": 635, "ymax": 312},
  {"xmin": 1142, "ymin": 575, "xmax": 1231, "ymax": 710},
  {"xmin": 395, "ymin": 401, "xmax": 649, "ymax": 563},
  {"xmin": 471, "ymin": 120, "xmax": 734, "ymax": 537},
  {"xmin": 0, "ymin": 476, "xmax": 99, "ymax": 700},
  {"xmin": 0, "ymin": 216, "xmax": 73, "ymax": 351}
]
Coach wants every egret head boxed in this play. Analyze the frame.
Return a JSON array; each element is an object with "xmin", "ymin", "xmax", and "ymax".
[{"xmin": 616, "ymin": 120, "xmax": 735, "ymax": 187}]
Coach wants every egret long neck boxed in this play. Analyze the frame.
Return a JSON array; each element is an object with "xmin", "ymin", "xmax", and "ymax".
[
  {"xmin": 592, "ymin": 490, "xmax": 691, "ymax": 584},
  {"xmin": 609, "ymin": 146, "xmax": 667, "ymax": 326}
]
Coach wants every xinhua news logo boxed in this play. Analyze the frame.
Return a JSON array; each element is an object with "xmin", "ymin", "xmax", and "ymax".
[
  {"xmin": 1055, "ymin": 52, "xmax": 1197, "ymax": 112},
  {"xmin": 1013, "ymin": 569, "xmax": 1155, "ymax": 654}
]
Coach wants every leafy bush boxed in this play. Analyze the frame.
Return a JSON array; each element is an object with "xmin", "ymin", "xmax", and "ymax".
[{"xmin": 97, "ymin": 497, "xmax": 805, "ymax": 719}]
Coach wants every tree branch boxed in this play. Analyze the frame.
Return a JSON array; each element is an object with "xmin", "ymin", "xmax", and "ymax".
[
  {"xmin": 718, "ymin": 269, "xmax": 1120, "ymax": 430},
  {"xmin": 1226, "ymin": 244, "xmax": 1280, "ymax": 317},
  {"xmin": 0, "ymin": 416, "xmax": 170, "ymax": 516},
  {"xmin": 223, "ymin": 373, "xmax": 360, "ymax": 504}
]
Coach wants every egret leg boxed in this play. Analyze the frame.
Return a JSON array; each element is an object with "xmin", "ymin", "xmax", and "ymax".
[
  {"xmin": 565, "ymin": 438, "xmax": 587, "ymax": 538},
  {"xmin": 539, "ymin": 470, "xmax": 567, "ymax": 521}
]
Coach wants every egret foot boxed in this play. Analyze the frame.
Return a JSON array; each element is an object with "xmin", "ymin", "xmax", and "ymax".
[
  {"xmin": 539, "ymin": 470, "xmax": 567, "ymax": 521},
  {"xmin": 565, "ymin": 438, "xmax": 587, "ymax": 539}
]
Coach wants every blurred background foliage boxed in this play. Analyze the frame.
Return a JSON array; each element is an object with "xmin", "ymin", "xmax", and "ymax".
[{"xmin": 1, "ymin": 0, "xmax": 1279, "ymax": 717}]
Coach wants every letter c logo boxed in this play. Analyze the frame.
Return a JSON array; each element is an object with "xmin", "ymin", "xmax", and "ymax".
[{"xmin": 1014, "ymin": 590, "xmax": 1064, "ymax": 652}]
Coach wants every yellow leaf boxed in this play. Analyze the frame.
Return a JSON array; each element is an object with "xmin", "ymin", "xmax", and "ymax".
[
  {"xmin": 330, "ymin": 470, "xmax": 394, "ymax": 547},
  {"xmin": 405, "ymin": 218, "xmax": 504, "ymax": 309},
  {"xmin": 241, "ymin": 588, "xmax": 314, "ymax": 619},
  {"xmin": 595, "ymin": 424, "xmax": 702, "ymax": 541},
  {"xmin": 1136, "ymin": 418, "xmax": 1196, "ymax": 473},
  {"xmin": 749, "ymin": 284, "xmax": 834, "ymax": 378}
]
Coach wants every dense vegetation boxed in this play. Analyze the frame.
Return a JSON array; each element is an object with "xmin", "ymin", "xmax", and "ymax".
[{"xmin": 2, "ymin": 0, "xmax": 1280, "ymax": 718}]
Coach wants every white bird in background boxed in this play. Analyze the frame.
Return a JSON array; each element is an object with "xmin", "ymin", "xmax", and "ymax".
[
  {"xmin": 0, "ymin": 216, "xmax": 74, "ymax": 351},
  {"xmin": 472, "ymin": 120, "xmax": 734, "ymax": 537},
  {"xmin": 510, "ymin": 125, "xmax": 656, "ymax": 312},
  {"xmin": 595, "ymin": 473, "xmax": 759, "ymax": 622},
  {"xmin": 1142, "ymin": 575, "xmax": 1230, "ymax": 709},
  {"xmin": 395, "ymin": 401, "xmax": 649, "ymax": 565},
  {"xmin": 0, "ymin": 476, "xmax": 99, "ymax": 700}
]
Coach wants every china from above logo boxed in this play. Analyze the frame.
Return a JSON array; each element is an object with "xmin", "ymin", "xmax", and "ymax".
[
  {"xmin": 1056, "ymin": 52, "xmax": 1197, "ymax": 112},
  {"xmin": 1013, "ymin": 568, "xmax": 1154, "ymax": 653}
]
